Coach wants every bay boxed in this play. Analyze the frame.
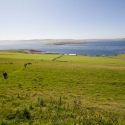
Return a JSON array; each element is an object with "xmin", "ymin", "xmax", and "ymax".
[{"xmin": 0, "ymin": 39, "xmax": 125, "ymax": 56}]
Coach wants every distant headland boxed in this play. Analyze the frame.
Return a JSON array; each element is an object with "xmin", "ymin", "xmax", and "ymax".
[{"xmin": 47, "ymin": 41, "xmax": 86, "ymax": 46}]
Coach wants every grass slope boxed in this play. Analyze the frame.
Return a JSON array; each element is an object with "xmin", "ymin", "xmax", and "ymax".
[{"xmin": 0, "ymin": 51, "xmax": 125, "ymax": 125}]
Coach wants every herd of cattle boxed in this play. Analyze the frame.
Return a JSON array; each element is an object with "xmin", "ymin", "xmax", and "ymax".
[{"xmin": 2, "ymin": 62, "xmax": 34, "ymax": 79}]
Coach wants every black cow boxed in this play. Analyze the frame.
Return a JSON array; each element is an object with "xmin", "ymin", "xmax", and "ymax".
[
  {"xmin": 3, "ymin": 72, "xmax": 8, "ymax": 79},
  {"xmin": 24, "ymin": 63, "xmax": 27, "ymax": 67}
]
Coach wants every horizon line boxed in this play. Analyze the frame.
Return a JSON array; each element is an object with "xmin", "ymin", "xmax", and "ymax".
[{"xmin": 0, "ymin": 38, "xmax": 125, "ymax": 41}]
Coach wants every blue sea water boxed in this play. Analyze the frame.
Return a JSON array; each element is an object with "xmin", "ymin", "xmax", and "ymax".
[{"xmin": 0, "ymin": 39, "xmax": 125, "ymax": 56}]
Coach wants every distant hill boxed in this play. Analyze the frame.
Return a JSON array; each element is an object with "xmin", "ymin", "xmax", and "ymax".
[{"xmin": 47, "ymin": 41, "xmax": 86, "ymax": 46}]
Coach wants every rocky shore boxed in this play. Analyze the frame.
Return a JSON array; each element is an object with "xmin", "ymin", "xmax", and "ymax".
[{"xmin": 23, "ymin": 49, "xmax": 45, "ymax": 54}]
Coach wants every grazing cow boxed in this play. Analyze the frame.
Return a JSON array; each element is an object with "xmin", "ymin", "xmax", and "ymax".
[
  {"xmin": 28, "ymin": 62, "xmax": 32, "ymax": 65},
  {"xmin": 3, "ymin": 71, "xmax": 8, "ymax": 79},
  {"xmin": 24, "ymin": 63, "xmax": 27, "ymax": 67}
]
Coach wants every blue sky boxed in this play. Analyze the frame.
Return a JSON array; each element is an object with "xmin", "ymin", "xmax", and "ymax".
[{"xmin": 0, "ymin": 0, "xmax": 125, "ymax": 40}]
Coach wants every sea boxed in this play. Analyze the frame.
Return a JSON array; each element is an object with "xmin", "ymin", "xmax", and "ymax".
[{"xmin": 0, "ymin": 39, "xmax": 125, "ymax": 56}]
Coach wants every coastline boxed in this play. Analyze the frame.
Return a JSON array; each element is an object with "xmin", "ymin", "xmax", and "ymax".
[
  {"xmin": 0, "ymin": 49, "xmax": 125, "ymax": 56},
  {"xmin": 0, "ymin": 49, "xmax": 45, "ymax": 54},
  {"xmin": 22, "ymin": 49, "xmax": 45, "ymax": 54},
  {"xmin": 0, "ymin": 39, "xmax": 125, "ymax": 56}
]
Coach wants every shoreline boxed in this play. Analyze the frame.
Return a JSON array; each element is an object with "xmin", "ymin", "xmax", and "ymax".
[
  {"xmin": 0, "ymin": 49, "xmax": 125, "ymax": 56},
  {"xmin": 22, "ymin": 49, "xmax": 45, "ymax": 54},
  {"xmin": 0, "ymin": 49, "xmax": 45, "ymax": 54}
]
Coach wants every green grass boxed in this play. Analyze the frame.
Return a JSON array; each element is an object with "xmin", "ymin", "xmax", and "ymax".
[
  {"xmin": 0, "ymin": 51, "xmax": 125, "ymax": 124},
  {"xmin": 0, "ymin": 54, "xmax": 61, "ymax": 61}
]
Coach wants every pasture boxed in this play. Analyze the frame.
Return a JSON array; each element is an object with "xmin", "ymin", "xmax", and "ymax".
[{"xmin": 0, "ymin": 50, "xmax": 125, "ymax": 125}]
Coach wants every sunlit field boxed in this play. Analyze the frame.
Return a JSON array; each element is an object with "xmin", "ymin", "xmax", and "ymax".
[{"xmin": 0, "ymin": 50, "xmax": 125, "ymax": 125}]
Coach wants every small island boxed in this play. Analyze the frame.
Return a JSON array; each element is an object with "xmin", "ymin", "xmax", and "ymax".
[{"xmin": 47, "ymin": 41, "xmax": 86, "ymax": 46}]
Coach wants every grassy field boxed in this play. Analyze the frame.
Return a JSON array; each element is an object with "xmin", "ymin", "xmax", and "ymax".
[{"xmin": 0, "ymin": 50, "xmax": 125, "ymax": 125}]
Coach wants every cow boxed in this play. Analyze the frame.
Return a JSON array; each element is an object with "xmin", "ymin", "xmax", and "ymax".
[
  {"xmin": 24, "ymin": 63, "xmax": 27, "ymax": 67},
  {"xmin": 3, "ymin": 71, "xmax": 8, "ymax": 79}
]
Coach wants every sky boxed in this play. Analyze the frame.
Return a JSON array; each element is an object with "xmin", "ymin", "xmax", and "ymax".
[{"xmin": 0, "ymin": 0, "xmax": 125, "ymax": 40}]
